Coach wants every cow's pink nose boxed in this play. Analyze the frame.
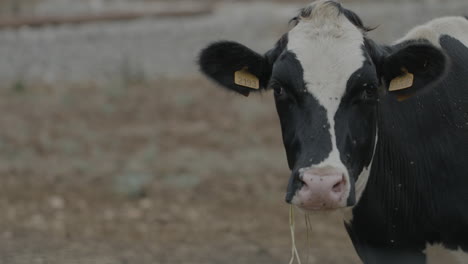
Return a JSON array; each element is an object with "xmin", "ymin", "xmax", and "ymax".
[{"xmin": 295, "ymin": 167, "xmax": 347, "ymax": 210}]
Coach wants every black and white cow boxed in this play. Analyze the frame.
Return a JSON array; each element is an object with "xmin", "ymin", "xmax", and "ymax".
[{"xmin": 198, "ymin": 1, "xmax": 468, "ymax": 263}]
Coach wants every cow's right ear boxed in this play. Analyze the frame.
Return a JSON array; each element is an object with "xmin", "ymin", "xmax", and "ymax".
[{"xmin": 198, "ymin": 41, "xmax": 272, "ymax": 96}]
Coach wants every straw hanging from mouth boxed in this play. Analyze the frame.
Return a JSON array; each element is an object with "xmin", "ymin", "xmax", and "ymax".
[{"xmin": 289, "ymin": 205, "xmax": 302, "ymax": 264}]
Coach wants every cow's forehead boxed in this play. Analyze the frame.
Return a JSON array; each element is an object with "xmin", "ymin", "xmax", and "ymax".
[{"xmin": 286, "ymin": 12, "xmax": 366, "ymax": 102}]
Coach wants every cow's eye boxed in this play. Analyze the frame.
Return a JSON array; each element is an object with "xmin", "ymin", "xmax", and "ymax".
[
  {"xmin": 274, "ymin": 86, "xmax": 284, "ymax": 97},
  {"xmin": 271, "ymin": 81, "xmax": 287, "ymax": 99},
  {"xmin": 361, "ymin": 85, "xmax": 377, "ymax": 101}
]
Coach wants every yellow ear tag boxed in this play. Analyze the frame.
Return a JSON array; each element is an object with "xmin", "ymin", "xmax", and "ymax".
[
  {"xmin": 389, "ymin": 69, "xmax": 414, "ymax": 92},
  {"xmin": 234, "ymin": 67, "xmax": 260, "ymax": 89}
]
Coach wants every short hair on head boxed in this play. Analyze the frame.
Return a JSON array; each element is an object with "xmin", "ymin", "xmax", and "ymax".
[{"xmin": 289, "ymin": 0, "xmax": 375, "ymax": 33}]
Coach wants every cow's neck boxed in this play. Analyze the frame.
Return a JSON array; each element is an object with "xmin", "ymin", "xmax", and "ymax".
[{"xmin": 351, "ymin": 92, "xmax": 453, "ymax": 233}]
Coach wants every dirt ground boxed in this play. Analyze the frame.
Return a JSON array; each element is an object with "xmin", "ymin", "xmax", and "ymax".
[{"xmin": 0, "ymin": 78, "xmax": 361, "ymax": 264}]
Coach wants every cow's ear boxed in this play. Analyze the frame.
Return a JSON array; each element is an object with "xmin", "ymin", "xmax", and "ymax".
[
  {"xmin": 381, "ymin": 42, "xmax": 448, "ymax": 101},
  {"xmin": 198, "ymin": 41, "xmax": 271, "ymax": 96}
]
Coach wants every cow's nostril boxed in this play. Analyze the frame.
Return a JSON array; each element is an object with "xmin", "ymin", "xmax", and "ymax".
[
  {"xmin": 299, "ymin": 178, "xmax": 306, "ymax": 187},
  {"xmin": 332, "ymin": 175, "xmax": 346, "ymax": 193},
  {"xmin": 332, "ymin": 182, "xmax": 342, "ymax": 192}
]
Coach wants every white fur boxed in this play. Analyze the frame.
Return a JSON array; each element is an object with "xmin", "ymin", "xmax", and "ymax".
[
  {"xmin": 355, "ymin": 128, "xmax": 378, "ymax": 202},
  {"xmin": 287, "ymin": 1, "xmax": 365, "ymax": 206},
  {"xmin": 396, "ymin": 16, "xmax": 468, "ymax": 47},
  {"xmin": 425, "ymin": 243, "xmax": 468, "ymax": 264}
]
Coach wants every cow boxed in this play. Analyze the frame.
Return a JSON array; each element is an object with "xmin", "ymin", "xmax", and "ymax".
[{"xmin": 197, "ymin": 1, "xmax": 468, "ymax": 263}]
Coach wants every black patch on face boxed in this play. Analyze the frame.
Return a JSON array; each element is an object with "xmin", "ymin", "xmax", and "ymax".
[
  {"xmin": 334, "ymin": 51, "xmax": 379, "ymax": 205},
  {"xmin": 271, "ymin": 52, "xmax": 333, "ymax": 202}
]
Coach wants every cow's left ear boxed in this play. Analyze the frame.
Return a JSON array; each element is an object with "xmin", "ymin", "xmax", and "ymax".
[
  {"xmin": 381, "ymin": 42, "xmax": 448, "ymax": 101},
  {"xmin": 198, "ymin": 41, "xmax": 272, "ymax": 97}
]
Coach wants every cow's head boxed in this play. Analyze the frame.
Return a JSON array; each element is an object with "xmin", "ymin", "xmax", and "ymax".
[{"xmin": 198, "ymin": 0, "xmax": 448, "ymax": 211}]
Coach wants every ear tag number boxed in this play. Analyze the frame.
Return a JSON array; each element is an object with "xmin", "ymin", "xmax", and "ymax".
[
  {"xmin": 389, "ymin": 69, "xmax": 414, "ymax": 92},
  {"xmin": 234, "ymin": 67, "xmax": 260, "ymax": 89}
]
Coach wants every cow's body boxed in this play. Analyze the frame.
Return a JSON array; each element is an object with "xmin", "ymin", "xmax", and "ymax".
[
  {"xmin": 198, "ymin": 1, "xmax": 468, "ymax": 263},
  {"xmin": 347, "ymin": 17, "xmax": 468, "ymax": 264}
]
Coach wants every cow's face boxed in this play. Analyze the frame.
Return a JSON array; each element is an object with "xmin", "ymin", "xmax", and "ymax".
[
  {"xmin": 273, "ymin": 4, "xmax": 378, "ymax": 210},
  {"xmin": 199, "ymin": 1, "xmax": 447, "ymax": 211}
]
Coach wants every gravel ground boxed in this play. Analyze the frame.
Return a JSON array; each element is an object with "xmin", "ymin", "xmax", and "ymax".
[{"xmin": 0, "ymin": 1, "xmax": 466, "ymax": 86}]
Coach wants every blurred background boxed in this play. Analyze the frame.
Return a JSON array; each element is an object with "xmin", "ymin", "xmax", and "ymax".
[{"xmin": 0, "ymin": 0, "xmax": 466, "ymax": 263}]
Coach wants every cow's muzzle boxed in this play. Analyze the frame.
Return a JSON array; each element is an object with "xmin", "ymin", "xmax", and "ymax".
[{"xmin": 286, "ymin": 166, "xmax": 349, "ymax": 210}]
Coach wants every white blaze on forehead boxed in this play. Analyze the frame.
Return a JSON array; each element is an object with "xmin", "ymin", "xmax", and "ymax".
[{"xmin": 287, "ymin": 2, "xmax": 365, "ymax": 184}]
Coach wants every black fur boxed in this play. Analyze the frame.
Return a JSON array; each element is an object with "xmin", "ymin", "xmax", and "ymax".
[
  {"xmin": 348, "ymin": 34, "xmax": 468, "ymax": 263},
  {"xmin": 198, "ymin": 41, "xmax": 271, "ymax": 96}
]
